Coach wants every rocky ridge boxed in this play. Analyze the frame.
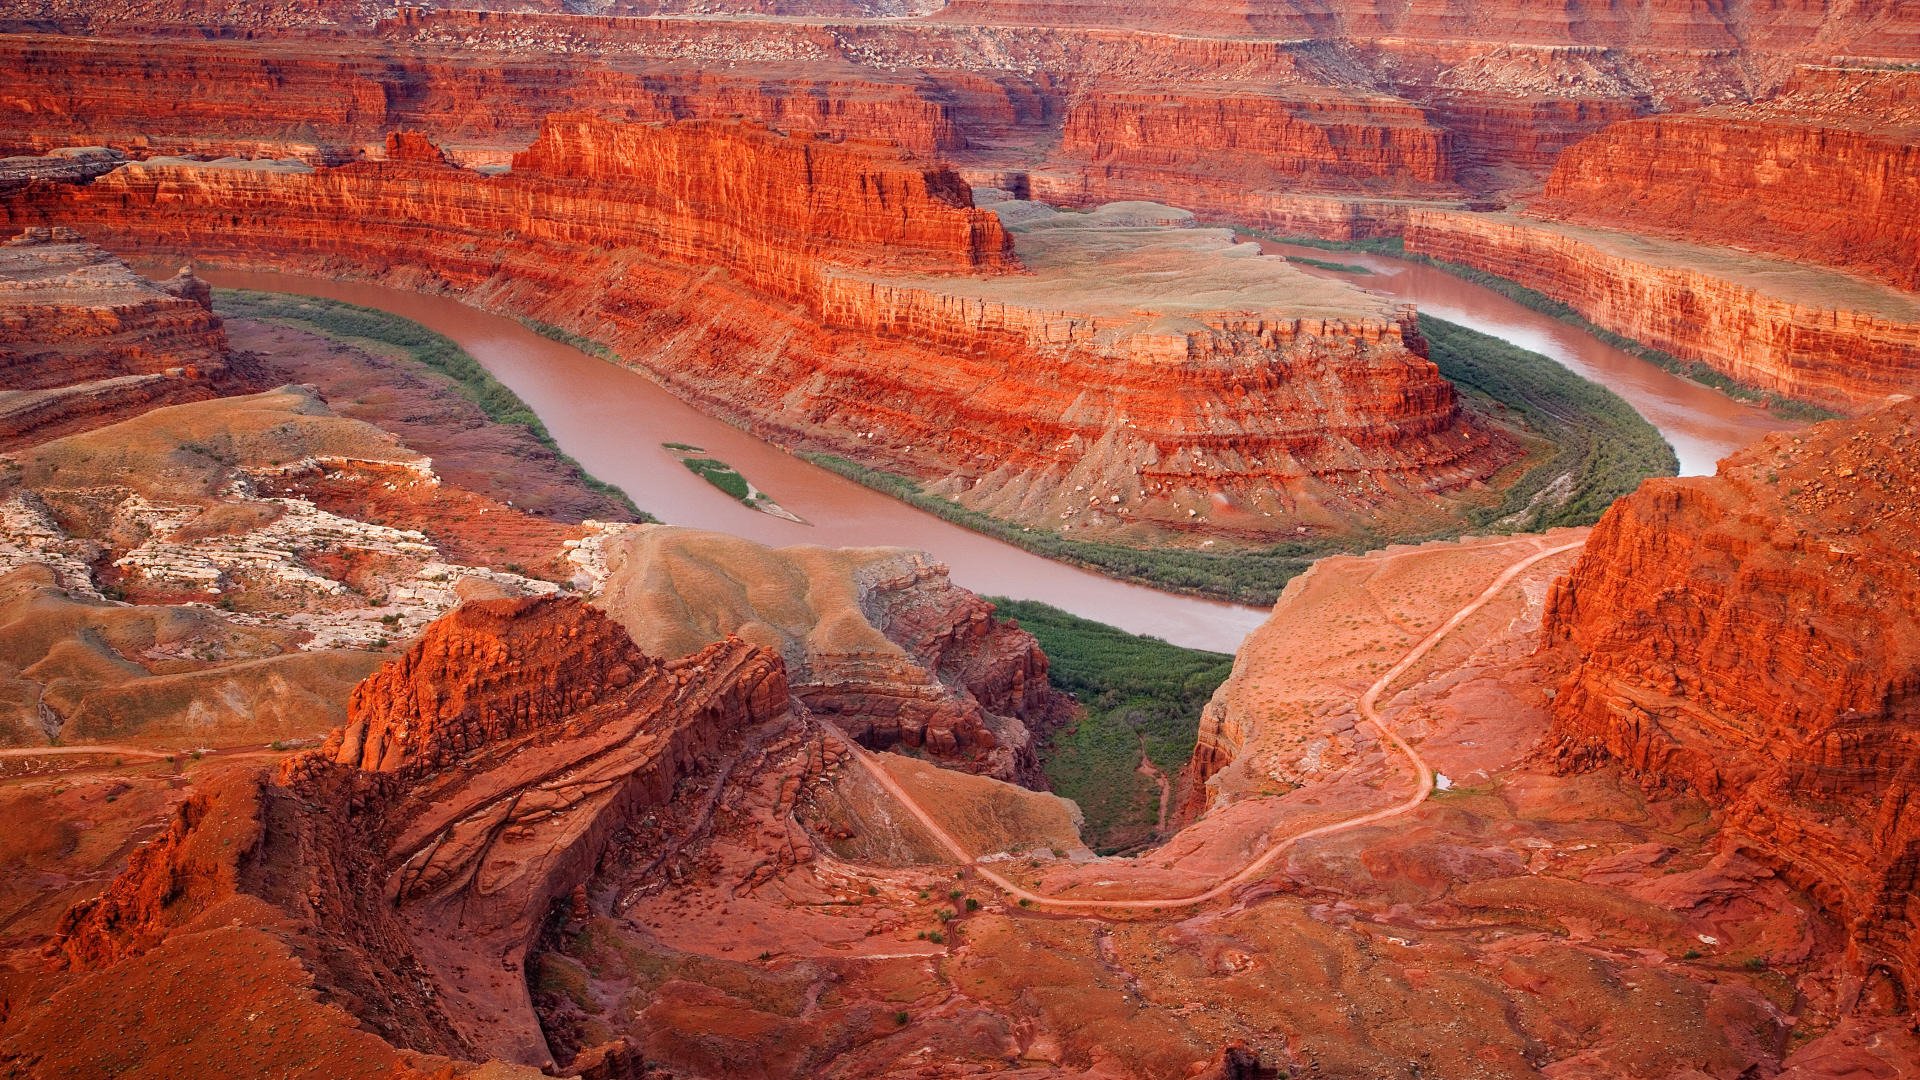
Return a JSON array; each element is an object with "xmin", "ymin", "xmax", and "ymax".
[
  {"xmin": 592, "ymin": 525, "xmax": 1069, "ymax": 781},
  {"xmin": 44, "ymin": 594, "xmax": 791, "ymax": 1071},
  {"xmin": 1544, "ymin": 398, "xmax": 1920, "ymax": 1014},
  {"xmin": 0, "ymin": 227, "xmax": 233, "ymax": 448}
]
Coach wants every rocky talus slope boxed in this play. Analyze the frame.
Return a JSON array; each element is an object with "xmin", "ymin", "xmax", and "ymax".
[{"xmin": 1544, "ymin": 398, "xmax": 1920, "ymax": 1014}]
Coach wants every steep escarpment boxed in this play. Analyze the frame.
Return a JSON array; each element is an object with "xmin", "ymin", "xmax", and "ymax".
[
  {"xmin": 509, "ymin": 113, "xmax": 1014, "ymax": 283},
  {"xmin": 1543, "ymin": 400, "xmax": 1920, "ymax": 1013},
  {"xmin": 45, "ymin": 596, "xmax": 791, "ymax": 1072},
  {"xmin": 2, "ymin": 122, "xmax": 1520, "ymax": 544},
  {"xmin": 0, "ymin": 226, "xmax": 235, "ymax": 448},
  {"xmin": 593, "ymin": 526, "xmax": 1068, "ymax": 781},
  {"xmin": 1534, "ymin": 67, "xmax": 1920, "ymax": 290},
  {"xmin": 1034, "ymin": 87, "xmax": 1457, "ymax": 217},
  {"xmin": 0, "ymin": 34, "xmax": 964, "ymax": 162},
  {"xmin": 1404, "ymin": 210, "xmax": 1920, "ymax": 412}
]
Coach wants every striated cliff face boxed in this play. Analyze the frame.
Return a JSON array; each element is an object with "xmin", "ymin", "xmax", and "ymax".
[
  {"xmin": 510, "ymin": 114, "xmax": 1015, "ymax": 283},
  {"xmin": 0, "ymin": 226, "xmax": 233, "ymax": 449},
  {"xmin": 1543, "ymin": 400, "xmax": 1920, "ymax": 1014},
  {"xmin": 2, "ymin": 121, "xmax": 1520, "ymax": 543},
  {"xmin": 1037, "ymin": 88, "xmax": 1456, "ymax": 214},
  {"xmin": 0, "ymin": 34, "xmax": 965, "ymax": 162},
  {"xmin": 55, "ymin": 595, "xmax": 792, "ymax": 1070},
  {"xmin": 1533, "ymin": 68, "xmax": 1920, "ymax": 291},
  {"xmin": 592, "ymin": 526, "xmax": 1069, "ymax": 781},
  {"xmin": 1404, "ymin": 210, "xmax": 1920, "ymax": 412},
  {"xmin": 335, "ymin": 594, "xmax": 658, "ymax": 773}
]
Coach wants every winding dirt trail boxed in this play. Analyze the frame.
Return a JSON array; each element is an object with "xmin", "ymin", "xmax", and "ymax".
[
  {"xmin": 0, "ymin": 745, "xmax": 173, "ymax": 760},
  {"xmin": 833, "ymin": 539, "xmax": 1585, "ymax": 912}
]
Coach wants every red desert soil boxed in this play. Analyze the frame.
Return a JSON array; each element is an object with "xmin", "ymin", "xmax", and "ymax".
[{"xmin": 7, "ymin": 522, "xmax": 1919, "ymax": 1076}]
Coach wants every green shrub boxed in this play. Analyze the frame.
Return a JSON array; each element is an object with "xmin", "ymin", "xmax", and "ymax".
[
  {"xmin": 679, "ymin": 457, "xmax": 751, "ymax": 502},
  {"xmin": 989, "ymin": 597, "xmax": 1234, "ymax": 852}
]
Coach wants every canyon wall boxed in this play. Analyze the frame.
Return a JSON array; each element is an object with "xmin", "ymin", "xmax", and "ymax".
[
  {"xmin": 1533, "ymin": 68, "xmax": 1920, "ymax": 290},
  {"xmin": 1, "ymin": 121, "xmax": 1519, "ymax": 543},
  {"xmin": 1543, "ymin": 400, "xmax": 1920, "ymax": 1014},
  {"xmin": 0, "ymin": 35, "xmax": 965, "ymax": 162},
  {"xmin": 0, "ymin": 226, "xmax": 235, "ymax": 449},
  {"xmin": 54, "ymin": 595, "xmax": 792, "ymax": 1070},
  {"xmin": 1034, "ymin": 88, "xmax": 1456, "ymax": 215},
  {"xmin": 1403, "ymin": 210, "xmax": 1920, "ymax": 412}
]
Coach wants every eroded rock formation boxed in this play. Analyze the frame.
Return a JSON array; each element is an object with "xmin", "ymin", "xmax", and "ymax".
[
  {"xmin": 1533, "ymin": 67, "xmax": 1920, "ymax": 291},
  {"xmin": 48, "ymin": 595, "xmax": 791, "ymax": 1070},
  {"xmin": 594, "ymin": 525, "xmax": 1069, "ymax": 781},
  {"xmin": 1544, "ymin": 400, "xmax": 1920, "ymax": 1013},
  {"xmin": 1404, "ymin": 210, "xmax": 1920, "ymax": 412},
  {"xmin": 0, "ymin": 226, "xmax": 233, "ymax": 448},
  {"xmin": 2, "ymin": 122, "xmax": 1521, "ymax": 542}
]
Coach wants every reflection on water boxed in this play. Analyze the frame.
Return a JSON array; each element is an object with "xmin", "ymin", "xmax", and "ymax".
[
  {"xmin": 204, "ymin": 270, "xmax": 1270, "ymax": 653},
  {"xmin": 1258, "ymin": 242, "xmax": 1800, "ymax": 476}
]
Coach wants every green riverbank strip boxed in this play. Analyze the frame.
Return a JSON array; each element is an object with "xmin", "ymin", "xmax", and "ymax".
[
  {"xmin": 988, "ymin": 597, "xmax": 1234, "ymax": 854},
  {"xmin": 213, "ymin": 289, "xmax": 650, "ymax": 520},
  {"xmin": 810, "ymin": 315, "xmax": 1673, "ymax": 606},
  {"xmin": 1254, "ymin": 231, "xmax": 1839, "ymax": 423},
  {"xmin": 1421, "ymin": 315, "xmax": 1677, "ymax": 529}
]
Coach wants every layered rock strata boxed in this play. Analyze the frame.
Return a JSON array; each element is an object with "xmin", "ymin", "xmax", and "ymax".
[
  {"xmin": 2, "ymin": 121, "xmax": 1519, "ymax": 541},
  {"xmin": 53, "ymin": 595, "xmax": 791, "ymax": 1070},
  {"xmin": 1404, "ymin": 210, "xmax": 1920, "ymax": 412},
  {"xmin": 0, "ymin": 227, "xmax": 233, "ymax": 448},
  {"xmin": 1543, "ymin": 400, "xmax": 1920, "ymax": 1013},
  {"xmin": 1533, "ymin": 67, "xmax": 1920, "ymax": 290},
  {"xmin": 1032, "ymin": 87, "xmax": 1458, "ymax": 216},
  {"xmin": 593, "ymin": 525, "xmax": 1068, "ymax": 781}
]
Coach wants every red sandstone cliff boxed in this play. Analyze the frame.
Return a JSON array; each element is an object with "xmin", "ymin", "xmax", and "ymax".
[
  {"xmin": 1035, "ymin": 87, "xmax": 1457, "ymax": 214},
  {"xmin": 1, "ymin": 121, "xmax": 1517, "ymax": 543},
  {"xmin": 1534, "ymin": 68, "xmax": 1920, "ymax": 291},
  {"xmin": 52, "ymin": 595, "xmax": 791, "ymax": 1071},
  {"xmin": 1404, "ymin": 210, "xmax": 1920, "ymax": 412},
  {"xmin": 1543, "ymin": 400, "xmax": 1920, "ymax": 1014},
  {"xmin": 0, "ymin": 226, "xmax": 234, "ymax": 449}
]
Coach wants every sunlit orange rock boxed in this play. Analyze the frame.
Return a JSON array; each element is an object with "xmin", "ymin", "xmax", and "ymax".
[{"xmin": 1544, "ymin": 399, "xmax": 1920, "ymax": 1014}]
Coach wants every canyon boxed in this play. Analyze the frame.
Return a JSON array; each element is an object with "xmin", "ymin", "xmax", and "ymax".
[
  {"xmin": 0, "ymin": 120, "xmax": 1530, "ymax": 547},
  {"xmin": 2, "ymin": 0, "xmax": 1920, "ymax": 1076}
]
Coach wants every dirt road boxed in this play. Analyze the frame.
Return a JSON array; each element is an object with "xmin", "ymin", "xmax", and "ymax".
[{"xmin": 833, "ymin": 539, "xmax": 1585, "ymax": 912}]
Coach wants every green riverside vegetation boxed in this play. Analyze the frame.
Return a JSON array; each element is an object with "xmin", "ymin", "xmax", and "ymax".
[
  {"xmin": 679, "ymin": 456, "xmax": 752, "ymax": 502},
  {"xmin": 809, "ymin": 314, "xmax": 1674, "ymax": 605},
  {"xmin": 987, "ymin": 597, "xmax": 1234, "ymax": 853},
  {"xmin": 214, "ymin": 289, "xmax": 650, "ymax": 519},
  {"xmin": 1285, "ymin": 254, "xmax": 1374, "ymax": 275},
  {"xmin": 807, "ymin": 453, "xmax": 1325, "ymax": 605},
  {"xmin": 1420, "ymin": 315, "xmax": 1677, "ymax": 530},
  {"xmin": 1251, "ymin": 230, "xmax": 1839, "ymax": 422}
]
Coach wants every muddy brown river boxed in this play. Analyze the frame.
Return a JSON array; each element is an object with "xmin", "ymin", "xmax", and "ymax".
[
  {"xmin": 205, "ymin": 254, "xmax": 1797, "ymax": 653},
  {"xmin": 1260, "ymin": 241, "xmax": 1799, "ymax": 475}
]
